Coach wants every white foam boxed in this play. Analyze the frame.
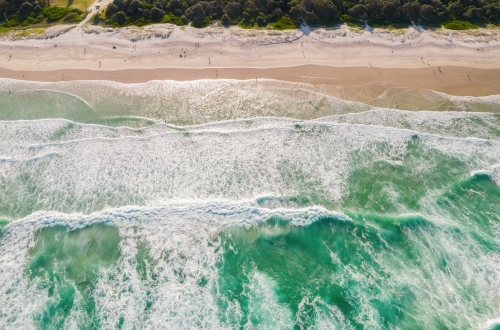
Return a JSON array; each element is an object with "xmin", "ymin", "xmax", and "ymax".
[
  {"xmin": 0, "ymin": 116, "xmax": 499, "ymax": 218},
  {"xmin": 318, "ymin": 108, "xmax": 500, "ymax": 140}
]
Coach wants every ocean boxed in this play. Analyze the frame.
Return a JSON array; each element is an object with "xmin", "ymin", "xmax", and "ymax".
[{"xmin": 0, "ymin": 78, "xmax": 499, "ymax": 329}]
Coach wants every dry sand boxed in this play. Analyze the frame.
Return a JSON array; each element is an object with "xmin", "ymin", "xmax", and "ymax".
[{"xmin": 1, "ymin": 22, "xmax": 500, "ymax": 96}]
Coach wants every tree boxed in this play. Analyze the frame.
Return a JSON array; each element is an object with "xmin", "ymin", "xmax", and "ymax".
[
  {"xmin": 207, "ymin": 0, "xmax": 222, "ymax": 18},
  {"xmin": 448, "ymin": 2, "xmax": 462, "ymax": 19},
  {"xmin": 402, "ymin": 1, "xmax": 419, "ymax": 21},
  {"xmin": 113, "ymin": 10, "xmax": 126, "ymax": 24},
  {"xmin": 224, "ymin": 1, "xmax": 241, "ymax": 19},
  {"xmin": 256, "ymin": 14, "xmax": 267, "ymax": 25},
  {"xmin": 221, "ymin": 12, "xmax": 230, "ymax": 24},
  {"xmin": 128, "ymin": 0, "xmax": 141, "ymax": 14},
  {"xmin": 185, "ymin": 2, "xmax": 205, "ymax": 20},
  {"xmin": 289, "ymin": 4, "xmax": 319, "ymax": 23},
  {"xmin": 268, "ymin": 7, "xmax": 282, "ymax": 20},
  {"xmin": 106, "ymin": 3, "xmax": 119, "ymax": 17},
  {"xmin": 18, "ymin": 1, "xmax": 33, "ymax": 17},
  {"xmin": 420, "ymin": 4, "xmax": 437, "ymax": 22},
  {"xmin": 464, "ymin": 6, "xmax": 481, "ymax": 21},
  {"xmin": 348, "ymin": 4, "xmax": 368, "ymax": 19},
  {"xmin": 150, "ymin": 6, "xmax": 163, "ymax": 19},
  {"xmin": 310, "ymin": 0, "xmax": 337, "ymax": 21}
]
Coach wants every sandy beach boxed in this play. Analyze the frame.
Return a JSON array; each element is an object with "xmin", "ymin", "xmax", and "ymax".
[{"xmin": 1, "ymin": 23, "xmax": 500, "ymax": 96}]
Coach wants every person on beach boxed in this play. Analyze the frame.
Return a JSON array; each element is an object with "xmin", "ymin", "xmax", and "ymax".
[
  {"xmin": 84, "ymin": 48, "xmax": 86, "ymax": 54},
  {"xmin": 209, "ymin": 58, "xmax": 211, "ymax": 65},
  {"xmin": 216, "ymin": 71, "xmax": 218, "ymax": 78},
  {"xmin": 99, "ymin": 61, "xmax": 101, "ymax": 68}
]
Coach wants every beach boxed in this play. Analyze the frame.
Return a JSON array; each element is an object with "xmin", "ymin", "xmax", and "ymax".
[{"xmin": 1, "ymin": 24, "xmax": 500, "ymax": 96}]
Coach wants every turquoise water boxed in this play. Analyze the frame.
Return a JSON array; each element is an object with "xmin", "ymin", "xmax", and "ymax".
[{"xmin": 0, "ymin": 79, "xmax": 500, "ymax": 329}]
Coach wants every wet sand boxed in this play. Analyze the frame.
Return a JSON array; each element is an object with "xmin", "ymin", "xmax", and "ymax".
[{"xmin": 1, "ymin": 65, "xmax": 500, "ymax": 96}]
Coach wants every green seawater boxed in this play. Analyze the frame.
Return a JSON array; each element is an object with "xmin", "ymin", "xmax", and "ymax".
[
  {"xmin": 26, "ymin": 224, "xmax": 121, "ymax": 329},
  {"xmin": 9, "ymin": 173, "xmax": 498, "ymax": 329},
  {"xmin": 1, "ymin": 79, "xmax": 500, "ymax": 329}
]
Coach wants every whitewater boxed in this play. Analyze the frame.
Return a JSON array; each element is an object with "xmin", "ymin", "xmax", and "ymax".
[{"xmin": 0, "ymin": 78, "xmax": 499, "ymax": 329}]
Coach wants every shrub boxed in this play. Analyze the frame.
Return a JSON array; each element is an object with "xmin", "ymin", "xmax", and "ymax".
[
  {"xmin": 272, "ymin": 15, "xmax": 295, "ymax": 29},
  {"xmin": 442, "ymin": 20, "xmax": 478, "ymax": 29},
  {"xmin": 256, "ymin": 15, "xmax": 267, "ymax": 26},
  {"xmin": 176, "ymin": 14, "xmax": 188, "ymax": 25},
  {"xmin": 42, "ymin": 6, "xmax": 82, "ymax": 22},
  {"xmin": 64, "ymin": 12, "xmax": 79, "ymax": 21}
]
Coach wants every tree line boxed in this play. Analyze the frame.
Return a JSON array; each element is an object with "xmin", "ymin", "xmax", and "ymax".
[
  {"xmin": 2, "ymin": 0, "xmax": 500, "ymax": 29},
  {"xmin": 1, "ymin": 0, "xmax": 84, "ymax": 27}
]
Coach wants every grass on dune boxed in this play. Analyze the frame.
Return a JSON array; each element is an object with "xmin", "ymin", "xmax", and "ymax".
[
  {"xmin": 49, "ymin": 0, "xmax": 91, "ymax": 12},
  {"xmin": 442, "ymin": 20, "xmax": 479, "ymax": 30}
]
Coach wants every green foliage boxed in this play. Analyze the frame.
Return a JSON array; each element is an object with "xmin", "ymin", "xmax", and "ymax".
[
  {"xmin": 112, "ymin": 10, "xmax": 126, "ymax": 25},
  {"xmin": 41, "ymin": 6, "xmax": 82, "ymax": 22},
  {"xmin": 271, "ymin": 16, "xmax": 296, "ymax": 29},
  {"xmin": 0, "ymin": 4, "xmax": 83, "ymax": 29},
  {"xmin": 3, "ymin": 0, "xmax": 497, "ymax": 30},
  {"xmin": 442, "ymin": 20, "xmax": 478, "ymax": 29}
]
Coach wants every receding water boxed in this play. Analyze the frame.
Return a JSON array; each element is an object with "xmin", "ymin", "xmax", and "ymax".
[{"xmin": 0, "ymin": 79, "xmax": 499, "ymax": 329}]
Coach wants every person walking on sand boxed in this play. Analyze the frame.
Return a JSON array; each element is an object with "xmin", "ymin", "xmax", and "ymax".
[
  {"xmin": 209, "ymin": 58, "xmax": 211, "ymax": 65},
  {"xmin": 99, "ymin": 61, "xmax": 101, "ymax": 68}
]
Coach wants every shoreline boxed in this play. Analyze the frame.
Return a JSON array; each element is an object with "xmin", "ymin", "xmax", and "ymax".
[{"xmin": 2, "ymin": 65, "xmax": 500, "ymax": 97}]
